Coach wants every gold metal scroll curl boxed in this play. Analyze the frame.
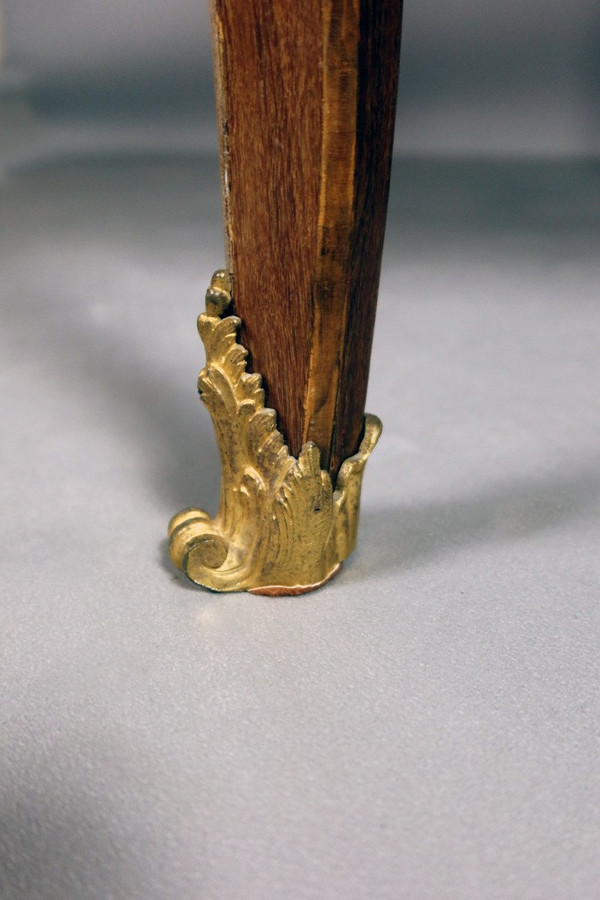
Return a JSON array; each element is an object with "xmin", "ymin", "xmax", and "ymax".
[{"xmin": 168, "ymin": 270, "xmax": 382, "ymax": 595}]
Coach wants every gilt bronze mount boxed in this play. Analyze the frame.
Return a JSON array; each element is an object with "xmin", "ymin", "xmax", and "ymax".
[{"xmin": 169, "ymin": 271, "xmax": 382, "ymax": 594}]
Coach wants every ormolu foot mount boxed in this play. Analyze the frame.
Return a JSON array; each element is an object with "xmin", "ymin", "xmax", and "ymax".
[{"xmin": 169, "ymin": 272, "xmax": 382, "ymax": 595}]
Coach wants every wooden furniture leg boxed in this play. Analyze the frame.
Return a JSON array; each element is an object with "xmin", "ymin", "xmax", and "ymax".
[{"xmin": 169, "ymin": 0, "xmax": 403, "ymax": 594}]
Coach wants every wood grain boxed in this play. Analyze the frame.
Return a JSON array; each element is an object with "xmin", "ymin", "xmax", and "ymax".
[{"xmin": 210, "ymin": 0, "xmax": 402, "ymax": 475}]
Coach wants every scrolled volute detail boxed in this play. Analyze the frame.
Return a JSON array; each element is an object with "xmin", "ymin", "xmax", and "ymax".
[{"xmin": 168, "ymin": 270, "xmax": 381, "ymax": 594}]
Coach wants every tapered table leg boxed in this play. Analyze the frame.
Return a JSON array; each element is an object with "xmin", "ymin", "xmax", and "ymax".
[{"xmin": 169, "ymin": 1, "xmax": 403, "ymax": 594}]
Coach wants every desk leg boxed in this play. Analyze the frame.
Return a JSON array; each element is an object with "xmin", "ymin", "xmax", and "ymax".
[{"xmin": 169, "ymin": 1, "xmax": 402, "ymax": 594}]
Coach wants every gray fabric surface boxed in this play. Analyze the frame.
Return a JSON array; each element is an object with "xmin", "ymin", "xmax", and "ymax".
[{"xmin": 1, "ymin": 144, "xmax": 599, "ymax": 898}]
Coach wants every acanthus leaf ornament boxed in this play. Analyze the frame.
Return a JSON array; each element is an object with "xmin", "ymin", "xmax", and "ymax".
[{"xmin": 168, "ymin": 270, "xmax": 382, "ymax": 595}]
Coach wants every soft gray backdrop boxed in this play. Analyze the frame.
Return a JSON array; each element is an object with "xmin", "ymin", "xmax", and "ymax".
[
  {"xmin": 1, "ymin": 3, "xmax": 599, "ymax": 900},
  {"xmin": 3, "ymin": 0, "xmax": 600, "ymax": 155}
]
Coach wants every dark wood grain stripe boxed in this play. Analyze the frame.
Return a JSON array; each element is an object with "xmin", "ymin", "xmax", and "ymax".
[{"xmin": 210, "ymin": 0, "xmax": 402, "ymax": 476}]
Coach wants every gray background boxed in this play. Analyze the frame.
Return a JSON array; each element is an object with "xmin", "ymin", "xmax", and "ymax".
[
  {"xmin": 1, "ymin": 3, "xmax": 599, "ymax": 899},
  {"xmin": 2, "ymin": 0, "xmax": 600, "ymax": 155}
]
